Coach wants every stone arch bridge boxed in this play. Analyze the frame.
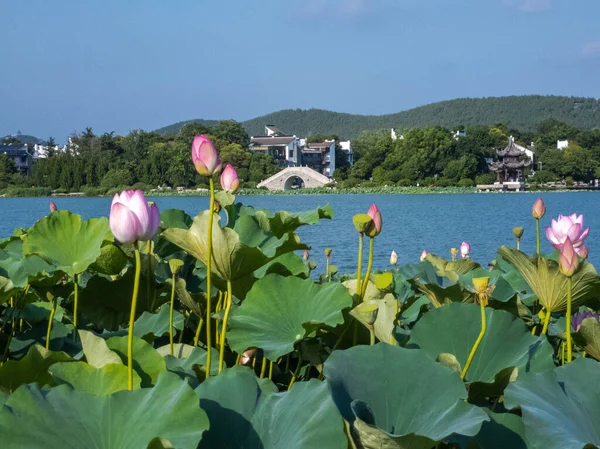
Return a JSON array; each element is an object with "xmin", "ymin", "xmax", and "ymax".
[{"xmin": 257, "ymin": 167, "xmax": 331, "ymax": 191}]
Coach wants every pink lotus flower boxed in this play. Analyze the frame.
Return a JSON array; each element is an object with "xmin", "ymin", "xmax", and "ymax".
[
  {"xmin": 303, "ymin": 250, "xmax": 309, "ymax": 262},
  {"xmin": 579, "ymin": 246, "xmax": 589, "ymax": 260},
  {"xmin": 460, "ymin": 241, "xmax": 470, "ymax": 258},
  {"xmin": 559, "ymin": 237, "xmax": 579, "ymax": 277},
  {"xmin": 546, "ymin": 213, "xmax": 590, "ymax": 253},
  {"xmin": 367, "ymin": 204, "xmax": 382, "ymax": 237},
  {"xmin": 220, "ymin": 164, "xmax": 240, "ymax": 193},
  {"xmin": 572, "ymin": 310, "xmax": 599, "ymax": 332},
  {"xmin": 110, "ymin": 190, "xmax": 160, "ymax": 244},
  {"xmin": 390, "ymin": 250, "xmax": 398, "ymax": 265},
  {"xmin": 192, "ymin": 135, "xmax": 222, "ymax": 176},
  {"xmin": 532, "ymin": 198, "xmax": 546, "ymax": 219},
  {"xmin": 420, "ymin": 249, "xmax": 428, "ymax": 262},
  {"xmin": 49, "ymin": 201, "xmax": 57, "ymax": 212}
]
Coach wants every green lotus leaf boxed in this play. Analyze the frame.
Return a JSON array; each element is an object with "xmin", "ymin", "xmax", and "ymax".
[
  {"xmin": 324, "ymin": 344, "xmax": 489, "ymax": 448},
  {"xmin": 253, "ymin": 252, "xmax": 309, "ymax": 279},
  {"xmin": 19, "ymin": 300, "xmax": 65, "ymax": 323},
  {"xmin": 572, "ymin": 317, "xmax": 600, "ymax": 361},
  {"xmin": 458, "ymin": 268, "xmax": 517, "ymax": 303},
  {"xmin": 50, "ymin": 361, "xmax": 141, "ymax": 395},
  {"xmin": 163, "ymin": 211, "xmax": 270, "ymax": 281},
  {"xmin": 0, "ymin": 371, "xmax": 208, "ymax": 449},
  {"xmin": 160, "ymin": 209, "xmax": 193, "ymax": 229},
  {"xmin": 504, "ymin": 359, "xmax": 600, "ymax": 449},
  {"xmin": 227, "ymin": 274, "xmax": 353, "ymax": 360},
  {"xmin": 253, "ymin": 203, "xmax": 334, "ymax": 237},
  {"xmin": 196, "ymin": 366, "xmax": 346, "ymax": 449},
  {"xmin": 473, "ymin": 411, "xmax": 530, "ymax": 449},
  {"xmin": 400, "ymin": 262, "xmax": 466, "ymax": 308},
  {"xmin": 156, "ymin": 343, "xmax": 220, "ymax": 381},
  {"xmin": 134, "ymin": 307, "xmax": 184, "ymax": 341},
  {"xmin": 10, "ymin": 321, "xmax": 72, "ymax": 357},
  {"xmin": 147, "ymin": 437, "xmax": 175, "ymax": 449},
  {"xmin": 0, "ymin": 275, "xmax": 14, "ymax": 305},
  {"xmin": 89, "ymin": 242, "xmax": 128, "ymax": 275},
  {"xmin": 106, "ymin": 335, "xmax": 166, "ymax": 387},
  {"xmin": 352, "ymin": 213, "xmax": 373, "ymax": 233},
  {"xmin": 22, "ymin": 210, "xmax": 111, "ymax": 277},
  {"xmin": 215, "ymin": 190, "xmax": 235, "ymax": 207},
  {"xmin": 0, "ymin": 345, "xmax": 72, "ymax": 392},
  {"xmin": 409, "ymin": 303, "xmax": 554, "ymax": 389},
  {"xmin": 498, "ymin": 246, "xmax": 600, "ymax": 312},
  {"xmin": 0, "ymin": 239, "xmax": 55, "ymax": 288},
  {"xmin": 79, "ymin": 330, "xmax": 122, "ymax": 368},
  {"xmin": 173, "ymin": 277, "xmax": 203, "ymax": 317}
]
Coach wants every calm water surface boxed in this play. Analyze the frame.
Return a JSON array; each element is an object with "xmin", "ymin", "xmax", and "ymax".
[{"xmin": 1, "ymin": 192, "xmax": 599, "ymax": 273}]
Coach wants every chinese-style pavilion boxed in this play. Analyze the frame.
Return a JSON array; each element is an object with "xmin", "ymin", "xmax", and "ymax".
[{"xmin": 490, "ymin": 137, "xmax": 531, "ymax": 182}]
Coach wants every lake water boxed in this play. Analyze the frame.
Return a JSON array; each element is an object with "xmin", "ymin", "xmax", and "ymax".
[{"xmin": 1, "ymin": 192, "xmax": 599, "ymax": 273}]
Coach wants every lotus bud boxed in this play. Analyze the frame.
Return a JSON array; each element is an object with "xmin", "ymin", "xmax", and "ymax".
[
  {"xmin": 324, "ymin": 248, "xmax": 332, "ymax": 260},
  {"xmin": 420, "ymin": 249, "xmax": 428, "ymax": 262},
  {"xmin": 559, "ymin": 237, "xmax": 579, "ymax": 277},
  {"xmin": 192, "ymin": 135, "xmax": 222, "ymax": 176},
  {"xmin": 512, "ymin": 227, "xmax": 524, "ymax": 239},
  {"xmin": 579, "ymin": 246, "xmax": 589, "ymax": 260},
  {"xmin": 366, "ymin": 204, "xmax": 382, "ymax": 237},
  {"xmin": 532, "ymin": 197, "xmax": 546, "ymax": 219},
  {"xmin": 472, "ymin": 277, "xmax": 492, "ymax": 306},
  {"xmin": 390, "ymin": 250, "xmax": 398, "ymax": 266},
  {"xmin": 49, "ymin": 201, "xmax": 57, "ymax": 212},
  {"xmin": 109, "ymin": 189, "xmax": 160, "ymax": 244},
  {"xmin": 308, "ymin": 261, "xmax": 317, "ymax": 271},
  {"xmin": 460, "ymin": 241, "xmax": 470, "ymax": 259},
  {"xmin": 240, "ymin": 347, "xmax": 257, "ymax": 365},
  {"xmin": 571, "ymin": 310, "xmax": 600, "ymax": 332},
  {"xmin": 169, "ymin": 258, "xmax": 184, "ymax": 276},
  {"xmin": 220, "ymin": 164, "xmax": 240, "ymax": 193},
  {"xmin": 546, "ymin": 213, "xmax": 590, "ymax": 253},
  {"xmin": 303, "ymin": 250, "xmax": 309, "ymax": 263},
  {"xmin": 352, "ymin": 213, "xmax": 372, "ymax": 234}
]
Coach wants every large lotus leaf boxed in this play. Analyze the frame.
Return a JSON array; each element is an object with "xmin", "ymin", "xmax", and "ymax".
[
  {"xmin": 426, "ymin": 254, "xmax": 482, "ymax": 282},
  {"xmin": 504, "ymin": 359, "xmax": 600, "ymax": 449},
  {"xmin": 106, "ymin": 335, "xmax": 166, "ymax": 387},
  {"xmin": 89, "ymin": 242, "xmax": 128, "ymax": 275},
  {"xmin": 157, "ymin": 343, "xmax": 220, "ymax": 382},
  {"xmin": 0, "ymin": 345, "xmax": 72, "ymax": 392},
  {"xmin": 572, "ymin": 317, "xmax": 600, "ymax": 361},
  {"xmin": 134, "ymin": 307, "xmax": 184, "ymax": 341},
  {"xmin": 161, "ymin": 208, "xmax": 193, "ymax": 229},
  {"xmin": 494, "ymin": 255, "xmax": 536, "ymax": 303},
  {"xmin": 19, "ymin": 300, "xmax": 65, "ymax": 323},
  {"xmin": 162, "ymin": 211, "xmax": 270, "ymax": 281},
  {"xmin": 227, "ymin": 274, "xmax": 353, "ymax": 360},
  {"xmin": 409, "ymin": 303, "xmax": 554, "ymax": 388},
  {"xmin": 498, "ymin": 246, "xmax": 600, "ymax": 312},
  {"xmin": 79, "ymin": 330, "xmax": 123, "ymax": 368},
  {"xmin": 0, "ymin": 239, "xmax": 55, "ymax": 288},
  {"xmin": 253, "ymin": 252, "xmax": 309, "ymax": 279},
  {"xmin": 0, "ymin": 275, "xmax": 15, "ymax": 305},
  {"xmin": 0, "ymin": 371, "xmax": 208, "ymax": 449},
  {"xmin": 9, "ymin": 320, "xmax": 72, "ymax": 357},
  {"xmin": 22, "ymin": 210, "xmax": 111, "ymax": 277},
  {"xmin": 324, "ymin": 344, "xmax": 489, "ymax": 449},
  {"xmin": 458, "ymin": 268, "xmax": 517, "ymax": 303},
  {"xmin": 196, "ymin": 366, "xmax": 346, "ymax": 449},
  {"xmin": 400, "ymin": 262, "xmax": 466, "ymax": 308},
  {"xmin": 473, "ymin": 411, "xmax": 530, "ymax": 449},
  {"xmin": 80, "ymin": 268, "xmax": 163, "ymax": 330},
  {"xmin": 49, "ymin": 361, "xmax": 141, "ymax": 394}
]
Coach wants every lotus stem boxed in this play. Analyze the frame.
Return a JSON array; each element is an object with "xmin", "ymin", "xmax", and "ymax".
[
  {"xmin": 535, "ymin": 218, "xmax": 540, "ymax": 254},
  {"xmin": 45, "ymin": 294, "xmax": 57, "ymax": 350},
  {"xmin": 461, "ymin": 300, "xmax": 486, "ymax": 380},
  {"xmin": 260, "ymin": 356, "xmax": 267, "ymax": 378},
  {"xmin": 169, "ymin": 272, "xmax": 176, "ymax": 356},
  {"xmin": 235, "ymin": 353, "xmax": 241, "ymax": 365},
  {"xmin": 73, "ymin": 273, "xmax": 79, "ymax": 337},
  {"xmin": 269, "ymin": 360, "xmax": 274, "ymax": 380},
  {"xmin": 360, "ymin": 237, "xmax": 375, "ymax": 300},
  {"xmin": 516, "ymin": 238, "xmax": 520, "ymax": 251},
  {"xmin": 195, "ymin": 177, "xmax": 215, "ymax": 379},
  {"xmin": 561, "ymin": 341, "xmax": 566, "ymax": 365},
  {"xmin": 566, "ymin": 277, "xmax": 572, "ymax": 363},
  {"xmin": 541, "ymin": 308, "xmax": 552, "ymax": 335},
  {"xmin": 325, "ymin": 257, "xmax": 329, "ymax": 282},
  {"xmin": 127, "ymin": 246, "xmax": 142, "ymax": 391},
  {"xmin": 369, "ymin": 326, "xmax": 375, "ymax": 346},
  {"xmin": 146, "ymin": 240, "xmax": 152, "ymax": 309},
  {"xmin": 356, "ymin": 233, "xmax": 363, "ymax": 298},
  {"xmin": 9, "ymin": 298, "xmax": 14, "ymax": 336},
  {"xmin": 288, "ymin": 353, "xmax": 303, "ymax": 391},
  {"xmin": 218, "ymin": 280, "xmax": 233, "ymax": 373}
]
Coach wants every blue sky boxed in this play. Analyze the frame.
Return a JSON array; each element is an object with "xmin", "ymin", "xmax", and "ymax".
[{"xmin": 1, "ymin": 0, "xmax": 599, "ymax": 142}]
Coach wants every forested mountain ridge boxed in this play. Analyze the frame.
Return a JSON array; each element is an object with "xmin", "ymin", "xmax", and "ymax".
[{"xmin": 156, "ymin": 95, "xmax": 600, "ymax": 139}]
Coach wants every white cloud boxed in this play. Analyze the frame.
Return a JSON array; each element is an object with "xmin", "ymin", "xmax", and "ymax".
[
  {"xmin": 581, "ymin": 42, "xmax": 600, "ymax": 57},
  {"xmin": 504, "ymin": 0, "xmax": 552, "ymax": 12}
]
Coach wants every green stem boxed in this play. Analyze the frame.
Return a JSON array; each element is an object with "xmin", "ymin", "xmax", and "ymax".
[
  {"xmin": 360, "ymin": 238, "xmax": 375, "ymax": 300},
  {"xmin": 541, "ymin": 308, "xmax": 552, "ymax": 335},
  {"xmin": 73, "ymin": 273, "xmax": 79, "ymax": 336},
  {"xmin": 369, "ymin": 327, "xmax": 375, "ymax": 346},
  {"xmin": 325, "ymin": 258, "xmax": 329, "ymax": 282},
  {"xmin": 288, "ymin": 353, "xmax": 303, "ymax": 391},
  {"xmin": 356, "ymin": 233, "xmax": 363, "ymax": 297},
  {"xmin": 535, "ymin": 218, "xmax": 540, "ymax": 255},
  {"xmin": 169, "ymin": 273, "xmax": 176, "ymax": 356},
  {"xmin": 566, "ymin": 277, "xmax": 572, "ymax": 363},
  {"xmin": 218, "ymin": 280, "xmax": 233, "ymax": 373},
  {"xmin": 517, "ymin": 238, "xmax": 520, "ymax": 251},
  {"xmin": 45, "ymin": 295, "xmax": 57, "ymax": 350},
  {"xmin": 461, "ymin": 300, "xmax": 486, "ymax": 380},
  {"xmin": 147, "ymin": 240, "xmax": 155, "ymax": 311},
  {"xmin": 260, "ymin": 356, "xmax": 267, "ymax": 378},
  {"xmin": 268, "ymin": 360, "xmax": 274, "ymax": 380},
  {"xmin": 127, "ymin": 246, "xmax": 142, "ymax": 391},
  {"xmin": 179, "ymin": 311, "xmax": 191, "ymax": 344}
]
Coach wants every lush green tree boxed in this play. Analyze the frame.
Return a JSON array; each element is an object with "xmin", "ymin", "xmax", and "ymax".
[
  {"xmin": 443, "ymin": 155, "xmax": 479, "ymax": 181},
  {"xmin": 213, "ymin": 120, "xmax": 250, "ymax": 148},
  {"xmin": 101, "ymin": 168, "xmax": 133, "ymax": 189},
  {"xmin": 0, "ymin": 154, "xmax": 17, "ymax": 182},
  {"xmin": 176, "ymin": 122, "xmax": 213, "ymax": 147},
  {"xmin": 249, "ymin": 153, "xmax": 279, "ymax": 183}
]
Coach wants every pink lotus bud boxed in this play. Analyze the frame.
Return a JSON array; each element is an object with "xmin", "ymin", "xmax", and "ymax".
[
  {"xmin": 366, "ymin": 204, "xmax": 382, "ymax": 237},
  {"xmin": 559, "ymin": 237, "xmax": 578, "ymax": 277},
  {"xmin": 460, "ymin": 241, "xmax": 470, "ymax": 258},
  {"xmin": 579, "ymin": 245, "xmax": 589, "ymax": 260},
  {"xmin": 546, "ymin": 213, "xmax": 590, "ymax": 254},
  {"xmin": 240, "ymin": 348, "xmax": 256, "ymax": 365},
  {"xmin": 532, "ymin": 198, "xmax": 546, "ymax": 219},
  {"xmin": 220, "ymin": 164, "xmax": 240, "ymax": 193},
  {"xmin": 192, "ymin": 135, "xmax": 222, "ymax": 176},
  {"xmin": 420, "ymin": 249, "xmax": 427, "ymax": 262},
  {"xmin": 303, "ymin": 250, "xmax": 309, "ymax": 262},
  {"xmin": 390, "ymin": 250, "xmax": 398, "ymax": 265},
  {"xmin": 49, "ymin": 201, "xmax": 57, "ymax": 212},
  {"xmin": 109, "ymin": 190, "xmax": 160, "ymax": 244}
]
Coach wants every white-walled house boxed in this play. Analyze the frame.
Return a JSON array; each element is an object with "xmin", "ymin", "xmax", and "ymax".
[
  {"xmin": 557, "ymin": 140, "xmax": 569, "ymax": 150},
  {"xmin": 340, "ymin": 140, "xmax": 353, "ymax": 165}
]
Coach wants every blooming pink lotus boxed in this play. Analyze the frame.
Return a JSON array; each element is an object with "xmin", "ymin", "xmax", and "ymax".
[
  {"xmin": 110, "ymin": 190, "xmax": 160, "ymax": 244},
  {"xmin": 460, "ymin": 241, "xmax": 470, "ymax": 258},
  {"xmin": 220, "ymin": 164, "xmax": 240, "ymax": 193},
  {"xmin": 546, "ymin": 213, "xmax": 590, "ymax": 253},
  {"xmin": 192, "ymin": 135, "xmax": 222, "ymax": 176},
  {"xmin": 559, "ymin": 237, "xmax": 579, "ymax": 277},
  {"xmin": 367, "ymin": 204, "xmax": 382, "ymax": 237}
]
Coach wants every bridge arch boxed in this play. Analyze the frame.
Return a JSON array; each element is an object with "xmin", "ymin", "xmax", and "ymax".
[
  {"xmin": 257, "ymin": 166, "xmax": 331, "ymax": 191},
  {"xmin": 283, "ymin": 175, "xmax": 305, "ymax": 190}
]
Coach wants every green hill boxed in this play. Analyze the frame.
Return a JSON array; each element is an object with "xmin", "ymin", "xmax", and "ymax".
[
  {"xmin": 155, "ymin": 119, "xmax": 220, "ymax": 135},
  {"xmin": 1, "ymin": 134, "xmax": 41, "ymax": 145},
  {"xmin": 156, "ymin": 95, "xmax": 600, "ymax": 139}
]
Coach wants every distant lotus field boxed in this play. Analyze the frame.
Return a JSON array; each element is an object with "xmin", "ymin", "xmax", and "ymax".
[{"xmin": 0, "ymin": 136, "xmax": 599, "ymax": 449}]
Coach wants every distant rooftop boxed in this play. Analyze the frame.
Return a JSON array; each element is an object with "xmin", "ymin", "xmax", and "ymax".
[{"xmin": 250, "ymin": 136, "xmax": 296, "ymax": 146}]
